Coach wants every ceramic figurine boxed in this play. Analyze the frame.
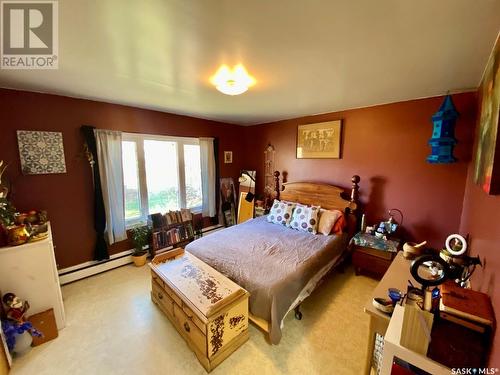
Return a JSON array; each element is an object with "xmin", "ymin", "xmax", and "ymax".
[{"xmin": 2, "ymin": 293, "xmax": 30, "ymax": 323}]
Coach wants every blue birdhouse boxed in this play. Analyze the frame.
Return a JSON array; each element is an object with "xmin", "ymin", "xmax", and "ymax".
[{"xmin": 427, "ymin": 95, "xmax": 459, "ymax": 164}]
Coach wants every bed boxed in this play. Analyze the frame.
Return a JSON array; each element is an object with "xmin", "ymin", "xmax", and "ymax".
[{"xmin": 186, "ymin": 173, "xmax": 360, "ymax": 344}]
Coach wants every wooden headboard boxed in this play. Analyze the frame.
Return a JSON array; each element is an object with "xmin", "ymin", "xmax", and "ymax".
[{"xmin": 275, "ymin": 172, "xmax": 360, "ymax": 214}]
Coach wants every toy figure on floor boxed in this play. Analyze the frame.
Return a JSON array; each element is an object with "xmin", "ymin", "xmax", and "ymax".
[
  {"xmin": 1, "ymin": 292, "xmax": 42, "ymax": 354},
  {"xmin": 2, "ymin": 293, "xmax": 30, "ymax": 323}
]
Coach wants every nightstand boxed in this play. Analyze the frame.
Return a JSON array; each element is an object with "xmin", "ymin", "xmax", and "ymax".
[
  {"xmin": 351, "ymin": 232, "xmax": 401, "ymax": 279},
  {"xmin": 254, "ymin": 206, "xmax": 266, "ymax": 217}
]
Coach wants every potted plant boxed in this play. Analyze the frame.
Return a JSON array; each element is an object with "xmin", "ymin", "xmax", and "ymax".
[
  {"xmin": 130, "ymin": 226, "xmax": 151, "ymax": 267},
  {"xmin": 0, "ymin": 197, "xmax": 15, "ymax": 247}
]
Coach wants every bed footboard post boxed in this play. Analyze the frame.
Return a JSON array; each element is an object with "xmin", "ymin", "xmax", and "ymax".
[
  {"xmin": 274, "ymin": 170, "xmax": 281, "ymax": 200},
  {"xmin": 350, "ymin": 175, "xmax": 360, "ymax": 210}
]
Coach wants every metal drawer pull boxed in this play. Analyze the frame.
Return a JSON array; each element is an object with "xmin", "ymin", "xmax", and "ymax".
[
  {"xmin": 158, "ymin": 292, "xmax": 163, "ymax": 300},
  {"xmin": 184, "ymin": 322, "xmax": 190, "ymax": 332}
]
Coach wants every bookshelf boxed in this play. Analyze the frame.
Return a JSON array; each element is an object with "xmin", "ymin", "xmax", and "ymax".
[{"xmin": 149, "ymin": 209, "xmax": 197, "ymax": 257}]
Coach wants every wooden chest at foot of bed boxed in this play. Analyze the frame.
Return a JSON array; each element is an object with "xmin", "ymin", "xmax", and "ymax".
[{"xmin": 149, "ymin": 248, "xmax": 249, "ymax": 372}]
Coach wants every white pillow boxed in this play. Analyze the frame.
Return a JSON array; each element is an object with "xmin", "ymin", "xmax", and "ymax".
[
  {"xmin": 289, "ymin": 204, "xmax": 321, "ymax": 234},
  {"xmin": 267, "ymin": 199, "xmax": 295, "ymax": 226}
]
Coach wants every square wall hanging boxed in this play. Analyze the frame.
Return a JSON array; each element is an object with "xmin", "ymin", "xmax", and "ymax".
[
  {"xmin": 17, "ymin": 130, "xmax": 67, "ymax": 175},
  {"xmin": 296, "ymin": 120, "xmax": 342, "ymax": 159}
]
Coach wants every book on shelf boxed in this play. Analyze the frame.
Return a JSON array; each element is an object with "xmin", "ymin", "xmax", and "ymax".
[
  {"xmin": 149, "ymin": 209, "xmax": 193, "ymax": 230},
  {"xmin": 181, "ymin": 208, "xmax": 192, "ymax": 222}
]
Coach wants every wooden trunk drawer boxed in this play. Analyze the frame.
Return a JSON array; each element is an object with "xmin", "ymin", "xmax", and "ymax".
[
  {"xmin": 173, "ymin": 303, "xmax": 207, "ymax": 356},
  {"xmin": 151, "ymin": 279, "xmax": 174, "ymax": 316},
  {"xmin": 181, "ymin": 300, "xmax": 206, "ymax": 335},
  {"xmin": 151, "ymin": 270, "xmax": 182, "ymax": 306}
]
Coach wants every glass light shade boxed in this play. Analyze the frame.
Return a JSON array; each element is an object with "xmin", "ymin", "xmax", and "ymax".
[{"xmin": 211, "ymin": 64, "xmax": 255, "ymax": 96}]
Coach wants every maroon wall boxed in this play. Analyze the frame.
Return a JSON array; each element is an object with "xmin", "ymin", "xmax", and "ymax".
[
  {"xmin": 0, "ymin": 89, "xmax": 246, "ymax": 268},
  {"xmin": 244, "ymin": 92, "xmax": 477, "ymax": 248},
  {"xmin": 459, "ymin": 83, "xmax": 500, "ymax": 366},
  {"xmin": 460, "ymin": 166, "xmax": 500, "ymax": 366}
]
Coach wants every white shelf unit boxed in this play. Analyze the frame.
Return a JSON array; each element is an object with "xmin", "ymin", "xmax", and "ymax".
[{"xmin": 0, "ymin": 223, "xmax": 65, "ymax": 330}]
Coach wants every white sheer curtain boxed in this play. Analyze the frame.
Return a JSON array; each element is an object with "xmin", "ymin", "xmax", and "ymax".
[
  {"xmin": 199, "ymin": 137, "xmax": 216, "ymax": 217},
  {"xmin": 94, "ymin": 129, "xmax": 127, "ymax": 244}
]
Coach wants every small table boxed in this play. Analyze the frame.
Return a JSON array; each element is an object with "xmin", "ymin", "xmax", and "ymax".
[{"xmin": 351, "ymin": 232, "xmax": 401, "ymax": 279}]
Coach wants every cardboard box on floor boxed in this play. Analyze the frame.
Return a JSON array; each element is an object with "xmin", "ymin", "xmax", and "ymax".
[{"xmin": 28, "ymin": 308, "xmax": 58, "ymax": 346}]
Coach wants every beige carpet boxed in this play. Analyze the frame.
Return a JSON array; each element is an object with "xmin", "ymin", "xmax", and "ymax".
[{"xmin": 10, "ymin": 263, "xmax": 377, "ymax": 375}]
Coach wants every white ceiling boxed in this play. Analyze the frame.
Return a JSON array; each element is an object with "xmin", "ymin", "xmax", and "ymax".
[{"xmin": 1, "ymin": 0, "xmax": 499, "ymax": 125}]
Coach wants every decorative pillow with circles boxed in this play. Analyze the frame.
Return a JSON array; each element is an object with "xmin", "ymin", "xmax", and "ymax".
[
  {"xmin": 289, "ymin": 204, "xmax": 321, "ymax": 234},
  {"xmin": 267, "ymin": 199, "xmax": 295, "ymax": 226}
]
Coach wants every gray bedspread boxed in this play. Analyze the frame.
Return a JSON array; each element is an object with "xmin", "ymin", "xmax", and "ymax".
[{"xmin": 185, "ymin": 216, "xmax": 347, "ymax": 344}]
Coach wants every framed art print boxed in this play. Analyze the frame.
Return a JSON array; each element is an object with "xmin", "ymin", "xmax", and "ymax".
[
  {"xmin": 297, "ymin": 120, "xmax": 342, "ymax": 159},
  {"xmin": 17, "ymin": 130, "xmax": 67, "ymax": 175},
  {"xmin": 473, "ymin": 34, "xmax": 500, "ymax": 195},
  {"xmin": 224, "ymin": 151, "xmax": 233, "ymax": 164}
]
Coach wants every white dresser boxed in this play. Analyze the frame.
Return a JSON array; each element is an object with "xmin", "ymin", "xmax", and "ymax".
[{"xmin": 0, "ymin": 223, "xmax": 65, "ymax": 330}]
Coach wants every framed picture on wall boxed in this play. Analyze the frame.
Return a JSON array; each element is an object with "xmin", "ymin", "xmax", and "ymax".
[
  {"xmin": 296, "ymin": 120, "xmax": 342, "ymax": 159},
  {"xmin": 473, "ymin": 35, "xmax": 500, "ymax": 195},
  {"xmin": 224, "ymin": 151, "xmax": 233, "ymax": 164}
]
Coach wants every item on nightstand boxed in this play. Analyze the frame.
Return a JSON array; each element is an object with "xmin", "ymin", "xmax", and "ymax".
[
  {"xmin": 360, "ymin": 214, "xmax": 367, "ymax": 233},
  {"xmin": 402, "ymin": 241, "xmax": 427, "ymax": 259},
  {"xmin": 376, "ymin": 208, "xmax": 403, "ymax": 237}
]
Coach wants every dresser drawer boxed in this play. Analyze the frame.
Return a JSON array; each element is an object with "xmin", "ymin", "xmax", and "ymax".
[
  {"xmin": 151, "ymin": 279, "xmax": 174, "ymax": 316},
  {"xmin": 173, "ymin": 303, "xmax": 207, "ymax": 356},
  {"xmin": 352, "ymin": 250, "xmax": 392, "ymax": 279}
]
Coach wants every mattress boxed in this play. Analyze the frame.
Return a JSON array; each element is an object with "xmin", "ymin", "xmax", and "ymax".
[{"xmin": 185, "ymin": 216, "xmax": 347, "ymax": 344}]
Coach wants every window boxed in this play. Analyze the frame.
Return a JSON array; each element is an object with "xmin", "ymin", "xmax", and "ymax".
[{"xmin": 121, "ymin": 133, "xmax": 203, "ymax": 225}]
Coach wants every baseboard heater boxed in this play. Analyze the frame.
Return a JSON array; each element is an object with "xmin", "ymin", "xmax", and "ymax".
[{"xmin": 58, "ymin": 224, "xmax": 224, "ymax": 285}]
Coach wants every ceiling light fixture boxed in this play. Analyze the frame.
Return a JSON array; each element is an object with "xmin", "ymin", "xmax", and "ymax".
[{"xmin": 210, "ymin": 64, "xmax": 256, "ymax": 96}]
